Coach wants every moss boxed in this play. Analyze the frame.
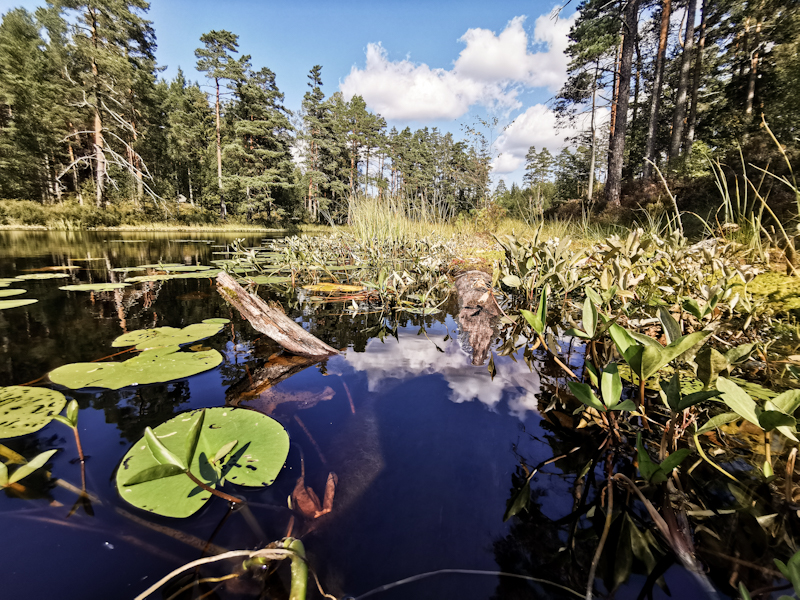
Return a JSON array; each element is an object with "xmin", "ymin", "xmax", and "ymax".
[{"xmin": 746, "ymin": 271, "xmax": 800, "ymax": 313}]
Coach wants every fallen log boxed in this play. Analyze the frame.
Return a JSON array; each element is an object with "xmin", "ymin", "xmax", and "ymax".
[
  {"xmin": 454, "ymin": 270, "xmax": 501, "ymax": 366},
  {"xmin": 216, "ymin": 271, "xmax": 338, "ymax": 358}
]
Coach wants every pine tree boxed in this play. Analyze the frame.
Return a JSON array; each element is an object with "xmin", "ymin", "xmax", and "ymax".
[
  {"xmin": 224, "ymin": 65, "xmax": 294, "ymax": 221},
  {"xmin": 54, "ymin": 0, "xmax": 157, "ymax": 207},
  {"xmin": 195, "ymin": 29, "xmax": 247, "ymax": 217}
]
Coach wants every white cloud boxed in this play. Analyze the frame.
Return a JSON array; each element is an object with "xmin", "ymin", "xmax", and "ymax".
[
  {"xmin": 339, "ymin": 13, "xmax": 576, "ymax": 122},
  {"xmin": 343, "ymin": 331, "xmax": 543, "ymax": 420},
  {"xmin": 492, "ymin": 103, "xmax": 610, "ymax": 175}
]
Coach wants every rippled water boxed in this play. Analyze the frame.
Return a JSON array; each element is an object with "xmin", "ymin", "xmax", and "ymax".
[{"xmin": 0, "ymin": 231, "xmax": 711, "ymax": 599}]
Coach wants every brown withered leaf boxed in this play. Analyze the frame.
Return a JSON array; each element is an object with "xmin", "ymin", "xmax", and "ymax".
[
  {"xmin": 292, "ymin": 476, "xmax": 322, "ymax": 519},
  {"xmin": 291, "ymin": 471, "xmax": 338, "ymax": 519}
]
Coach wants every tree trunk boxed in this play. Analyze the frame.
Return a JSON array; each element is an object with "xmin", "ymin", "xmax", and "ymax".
[
  {"xmin": 745, "ymin": 18, "xmax": 762, "ymax": 117},
  {"xmin": 68, "ymin": 136, "xmax": 83, "ymax": 205},
  {"xmin": 643, "ymin": 0, "xmax": 671, "ymax": 179},
  {"xmin": 588, "ymin": 62, "xmax": 598, "ymax": 202},
  {"xmin": 89, "ymin": 7, "xmax": 105, "ymax": 207},
  {"xmin": 669, "ymin": 0, "xmax": 698, "ymax": 164},
  {"xmin": 685, "ymin": 0, "xmax": 706, "ymax": 155},
  {"xmin": 605, "ymin": 0, "xmax": 639, "ymax": 207},
  {"xmin": 188, "ymin": 166, "xmax": 194, "ymax": 206},
  {"xmin": 214, "ymin": 76, "xmax": 226, "ymax": 218}
]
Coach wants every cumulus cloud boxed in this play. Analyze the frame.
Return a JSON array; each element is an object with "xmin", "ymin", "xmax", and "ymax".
[
  {"xmin": 340, "ymin": 13, "xmax": 576, "ymax": 122},
  {"xmin": 492, "ymin": 103, "xmax": 610, "ymax": 174}
]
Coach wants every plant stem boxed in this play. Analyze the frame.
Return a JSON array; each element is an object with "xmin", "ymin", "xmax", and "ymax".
[
  {"xmin": 185, "ymin": 471, "xmax": 243, "ymax": 505},
  {"xmin": 586, "ymin": 473, "xmax": 614, "ymax": 600}
]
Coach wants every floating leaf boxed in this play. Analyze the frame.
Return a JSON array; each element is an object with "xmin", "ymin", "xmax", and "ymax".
[
  {"xmin": 244, "ymin": 276, "xmax": 292, "ymax": 285},
  {"xmin": 0, "ymin": 299, "xmax": 37, "ymax": 310},
  {"xmin": 160, "ymin": 265, "xmax": 214, "ymax": 272},
  {"xmin": 48, "ymin": 346, "xmax": 222, "ymax": 390},
  {"xmin": 115, "ymin": 407, "xmax": 289, "ymax": 517},
  {"xmin": 15, "ymin": 273, "xmax": 70, "ymax": 280},
  {"xmin": 302, "ymin": 283, "xmax": 364, "ymax": 293},
  {"xmin": 59, "ymin": 283, "xmax": 130, "ymax": 292},
  {"xmin": 202, "ymin": 318, "xmax": 230, "ymax": 325},
  {"xmin": 0, "ymin": 289, "xmax": 26, "ymax": 298},
  {"xmin": 111, "ymin": 322, "xmax": 224, "ymax": 350},
  {"xmin": 0, "ymin": 278, "xmax": 22, "ymax": 284},
  {"xmin": 0, "ymin": 387, "xmax": 67, "ymax": 438}
]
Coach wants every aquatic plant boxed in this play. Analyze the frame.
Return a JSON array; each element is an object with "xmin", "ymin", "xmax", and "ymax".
[{"xmin": 116, "ymin": 407, "xmax": 289, "ymax": 518}]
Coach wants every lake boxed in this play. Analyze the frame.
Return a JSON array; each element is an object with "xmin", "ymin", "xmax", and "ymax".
[{"xmin": 0, "ymin": 231, "xmax": 723, "ymax": 599}]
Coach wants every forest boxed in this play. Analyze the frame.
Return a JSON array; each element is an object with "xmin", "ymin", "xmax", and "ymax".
[{"xmin": 0, "ymin": 0, "xmax": 798, "ymax": 228}]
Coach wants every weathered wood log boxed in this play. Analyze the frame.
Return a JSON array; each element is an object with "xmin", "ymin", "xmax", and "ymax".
[
  {"xmin": 216, "ymin": 271, "xmax": 338, "ymax": 358},
  {"xmin": 454, "ymin": 270, "xmax": 501, "ymax": 366}
]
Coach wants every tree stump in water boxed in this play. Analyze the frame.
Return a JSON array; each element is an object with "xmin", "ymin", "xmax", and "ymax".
[
  {"xmin": 454, "ymin": 270, "xmax": 501, "ymax": 366},
  {"xmin": 216, "ymin": 271, "xmax": 338, "ymax": 358}
]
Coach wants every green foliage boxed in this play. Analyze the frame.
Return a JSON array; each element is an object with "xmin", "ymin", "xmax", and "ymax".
[
  {"xmin": 0, "ymin": 386, "xmax": 67, "ymax": 438},
  {"xmin": 116, "ymin": 407, "xmax": 290, "ymax": 517},
  {"xmin": 111, "ymin": 322, "xmax": 225, "ymax": 350},
  {"xmin": 49, "ymin": 346, "xmax": 223, "ymax": 390}
]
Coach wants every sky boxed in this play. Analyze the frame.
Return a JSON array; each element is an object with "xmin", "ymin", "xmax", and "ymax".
[{"xmin": 2, "ymin": 0, "xmax": 584, "ymax": 186}]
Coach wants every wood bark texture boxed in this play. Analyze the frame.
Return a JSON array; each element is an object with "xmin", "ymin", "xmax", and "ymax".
[
  {"xmin": 216, "ymin": 271, "xmax": 338, "ymax": 358},
  {"xmin": 605, "ymin": 0, "xmax": 639, "ymax": 206}
]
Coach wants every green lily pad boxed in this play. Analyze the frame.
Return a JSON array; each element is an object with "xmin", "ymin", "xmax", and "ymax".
[
  {"xmin": 202, "ymin": 318, "xmax": 230, "ymax": 324},
  {"xmin": 135, "ymin": 263, "xmax": 184, "ymax": 269},
  {"xmin": 244, "ymin": 276, "xmax": 292, "ymax": 285},
  {"xmin": 15, "ymin": 273, "xmax": 70, "ymax": 280},
  {"xmin": 160, "ymin": 265, "xmax": 214, "ymax": 272},
  {"xmin": 48, "ymin": 346, "xmax": 223, "ymax": 390},
  {"xmin": 303, "ymin": 283, "xmax": 364, "ymax": 293},
  {"xmin": 0, "ymin": 278, "xmax": 23, "ymax": 284},
  {"xmin": 0, "ymin": 299, "xmax": 38, "ymax": 310},
  {"xmin": 110, "ymin": 267, "xmax": 146, "ymax": 273},
  {"xmin": 112, "ymin": 323, "xmax": 225, "ymax": 350},
  {"xmin": 0, "ymin": 386, "xmax": 67, "ymax": 438},
  {"xmin": 0, "ymin": 289, "xmax": 26, "ymax": 298},
  {"xmin": 59, "ymin": 283, "xmax": 131, "ymax": 292},
  {"xmin": 116, "ymin": 407, "xmax": 289, "ymax": 517}
]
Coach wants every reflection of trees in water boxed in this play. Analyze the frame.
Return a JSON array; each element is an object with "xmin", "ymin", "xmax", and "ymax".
[{"xmin": 92, "ymin": 382, "xmax": 192, "ymax": 443}]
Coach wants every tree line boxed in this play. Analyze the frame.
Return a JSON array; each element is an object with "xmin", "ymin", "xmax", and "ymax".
[
  {"xmin": 0, "ymin": 1, "xmax": 496, "ymax": 223},
  {"xmin": 1, "ymin": 1, "xmax": 797, "ymax": 224},
  {"xmin": 556, "ymin": 0, "xmax": 800, "ymax": 207}
]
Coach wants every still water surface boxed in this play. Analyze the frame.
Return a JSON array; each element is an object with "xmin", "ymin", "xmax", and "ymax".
[{"xmin": 0, "ymin": 231, "xmax": 707, "ymax": 599}]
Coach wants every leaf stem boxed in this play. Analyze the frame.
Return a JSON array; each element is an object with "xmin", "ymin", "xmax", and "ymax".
[{"xmin": 185, "ymin": 471, "xmax": 243, "ymax": 505}]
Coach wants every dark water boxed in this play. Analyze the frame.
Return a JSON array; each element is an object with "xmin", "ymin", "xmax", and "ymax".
[{"xmin": 0, "ymin": 231, "xmax": 713, "ymax": 599}]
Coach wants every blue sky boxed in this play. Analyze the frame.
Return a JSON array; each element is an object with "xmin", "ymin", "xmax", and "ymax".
[{"xmin": 3, "ymin": 0, "xmax": 584, "ymax": 184}]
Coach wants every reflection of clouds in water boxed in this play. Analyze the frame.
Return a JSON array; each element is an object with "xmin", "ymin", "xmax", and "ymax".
[{"xmin": 344, "ymin": 331, "xmax": 541, "ymax": 420}]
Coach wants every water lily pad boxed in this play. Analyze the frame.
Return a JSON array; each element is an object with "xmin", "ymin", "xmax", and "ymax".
[
  {"xmin": 160, "ymin": 265, "xmax": 214, "ymax": 272},
  {"xmin": 48, "ymin": 346, "xmax": 223, "ymax": 390},
  {"xmin": 59, "ymin": 283, "xmax": 131, "ymax": 292},
  {"xmin": 112, "ymin": 323, "xmax": 225, "ymax": 350},
  {"xmin": 116, "ymin": 407, "xmax": 289, "ymax": 517},
  {"xmin": 110, "ymin": 267, "xmax": 146, "ymax": 273},
  {"xmin": 0, "ymin": 278, "xmax": 22, "ymax": 284},
  {"xmin": 135, "ymin": 263, "xmax": 184, "ymax": 269},
  {"xmin": 303, "ymin": 283, "xmax": 364, "ymax": 293},
  {"xmin": 25, "ymin": 266, "xmax": 82, "ymax": 272},
  {"xmin": 0, "ymin": 299, "xmax": 38, "ymax": 310},
  {"xmin": 244, "ymin": 276, "xmax": 292, "ymax": 285},
  {"xmin": 16, "ymin": 273, "xmax": 70, "ymax": 280},
  {"xmin": 0, "ymin": 289, "xmax": 26, "ymax": 298},
  {"xmin": 0, "ymin": 386, "xmax": 67, "ymax": 438},
  {"xmin": 202, "ymin": 318, "xmax": 230, "ymax": 324}
]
